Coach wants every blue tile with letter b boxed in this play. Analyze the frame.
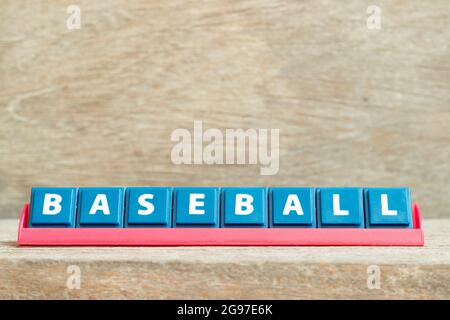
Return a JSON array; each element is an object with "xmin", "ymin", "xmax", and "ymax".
[
  {"xmin": 174, "ymin": 187, "xmax": 220, "ymax": 227},
  {"xmin": 364, "ymin": 188, "xmax": 412, "ymax": 228},
  {"xmin": 222, "ymin": 187, "xmax": 268, "ymax": 227},
  {"xmin": 77, "ymin": 187, "xmax": 124, "ymax": 227},
  {"xmin": 270, "ymin": 188, "xmax": 316, "ymax": 227},
  {"xmin": 317, "ymin": 188, "xmax": 365, "ymax": 228},
  {"xmin": 125, "ymin": 187, "xmax": 172, "ymax": 227},
  {"xmin": 29, "ymin": 187, "xmax": 78, "ymax": 227}
]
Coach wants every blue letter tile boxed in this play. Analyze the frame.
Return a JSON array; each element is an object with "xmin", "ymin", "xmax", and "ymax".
[
  {"xmin": 270, "ymin": 188, "xmax": 316, "ymax": 227},
  {"xmin": 77, "ymin": 187, "xmax": 124, "ymax": 227},
  {"xmin": 29, "ymin": 187, "xmax": 77, "ymax": 227},
  {"xmin": 174, "ymin": 187, "xmax": 220, "ymax": 227},
  {"xmin": 317, "ymin": 188, "xmax": 365, "ymax": 228},
  {"xmin": 222, "ymin": 187, "xmax": 268, "ymax": 227},
  {"xmin": 364, "ymin": 188, "xmax": 412, "ymax": 228},
  {"xmin": 125, "ymin": 187, "xmax": 172, "ymax": 227}
]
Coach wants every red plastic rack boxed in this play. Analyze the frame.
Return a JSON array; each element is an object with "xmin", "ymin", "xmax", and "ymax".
[{"xmin": 17, "ymin": 203, "xmax": 424, "ymax": 246}]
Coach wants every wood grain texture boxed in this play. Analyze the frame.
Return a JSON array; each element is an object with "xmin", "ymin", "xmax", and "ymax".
[
  {"xmin": 0, "ymin": 218, "xmax": 449, "ymax": 299},
  {"xmin": 0, "ymin": 0, "xmax": 449, "ymax": 218}
]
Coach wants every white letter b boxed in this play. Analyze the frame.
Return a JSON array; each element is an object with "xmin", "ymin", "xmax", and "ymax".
[
  {"xmin": 43, "ymin": 194, "xmax": 62, "ymax": 215},
  {"xmin": 235, "ymin": 194, "xmax": 254, "ymax": 215},
  {"xmin": 333, "ymin": 194, "xmax": 349, "ymax": 216}
]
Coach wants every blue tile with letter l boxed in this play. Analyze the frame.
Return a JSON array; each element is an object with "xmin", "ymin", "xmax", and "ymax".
[
  {"xmin": 222, "ymin": 187, "xmax": 268, "ymax": 227},
  {"xmin": 125, "ymin": 187, "xmax": 172, "ymax": 227},
  {"xmin": 317, "ymin": 188, "xmax": 365, "ymax": 228},
  {"xmin": 364, "ymin": 188, "xmax": 413, "ymax": 228},
  {"xmin": 174, "ymin": 187, "xmax": 220, "ymax": 227},
  {"xmin": 77, "ymin": 187, "xmax": 124, "ymax": 227},
  {"xmin": 29, "ymin": 187, "xmax": 78, "ymax": 227},
  {"xmin": 270, "ymin": 188, "xmax": 316, "ymax": 227}
]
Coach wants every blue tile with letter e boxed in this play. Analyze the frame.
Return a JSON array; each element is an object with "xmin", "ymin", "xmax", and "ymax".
[
  {"xmin": 29, "ymin": 187, "xmax": 78, "ymax": 227},
  {"xmin": 77, "ymin": 187, "xmax": 124, "ymax": 227},
  {"xmin": 125, "ymin": 187, "xmax": 172, "ymax": 227},
  {"xmin": 174, "ymin": 187, "xmax": 220, "ymax": 227},
  {"xmin": 364, "ymin": 188, "xmax": 412, "ymax": 228},
  {"xmin": 317, "ymin": 188, "xmax": 365, "ymax": 228},
  {"xmin": 222, "ymin": 187, "xmax": 268, "ymax": 227},
  {"xmin": 270, "ymin": 188, "xmax": 316, "ymax": 227}
]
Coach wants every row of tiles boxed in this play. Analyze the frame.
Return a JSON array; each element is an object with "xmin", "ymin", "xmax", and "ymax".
[{"xmin": 28, "ymin": 187, "xmax": 413, "ymax": 228}]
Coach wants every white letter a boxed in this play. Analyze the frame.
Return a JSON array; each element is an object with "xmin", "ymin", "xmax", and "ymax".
[
  {"xmin": 283, "ymin": 194, "xmax": 304, "ymax": 216},
  {"xmin": 89, "ymin": 194, "xmax": 110, "ymax": 215}
]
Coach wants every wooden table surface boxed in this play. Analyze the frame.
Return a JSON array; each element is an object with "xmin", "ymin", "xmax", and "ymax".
[{"xmin": 0, "ymin": 218, "xmax": 448, "ymax": 299}]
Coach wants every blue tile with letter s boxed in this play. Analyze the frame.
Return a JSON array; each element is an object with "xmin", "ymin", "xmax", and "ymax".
[
  {"xmin": 77, "ymin": 187, "xmax": 124, "ymax": 227},
  {"xmin": 270, "ymin": 187, "xmax": 316, "ymax": 227},
  {"xmin": 125, "ymin": 187, "xmax": 172, "ymax": 227},
  {"xmin": 174, "ymin": 187, "xmax": 220, "ymax": 227},
  {"xmin": 222, "ymin": 187, "xmax": 268, "ymax": 227},
  {"xmin": 364, "ymin": 188, "xmax": 412, "ymax": 228},
  {"xmin": 317, "ymin": 188, "xmax": 365, "ymax": 228},
  {"xmin": 29, "ymin": 187, "xmax": 78, "ymax": 227}
]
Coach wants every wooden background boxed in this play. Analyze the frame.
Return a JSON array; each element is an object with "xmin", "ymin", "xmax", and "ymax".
[
  {"xmin": 1, "ymin": 218, "xmax": 449, "ymax": 299},
  {"xmin": 0, "ymin": 0, "xmax": 449, "ymax": 219}
]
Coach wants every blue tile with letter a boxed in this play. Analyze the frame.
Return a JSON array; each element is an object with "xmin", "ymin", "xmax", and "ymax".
[
  {"xmin": 77, "ymin": 187, "xmax": 124, "ymax": 227},
  {"xmin": 364, "ymin": 188, "xmax": 412, "ymax": 228},
  {"xmin": 222, "ymin": 187, "xmax": 268, "ymax": 227},
  {"xmin": 125, "ymin": 187, "xmax": 172, "ymax": 227},
  {"xmin": 174, "ymin": 187, "xmax": 220, "ymax": 227},
  {"xmin": 317, "ymin": 188, "xmax": 365, "ymax": 228},
  {"xmin": 29, "ymin": 187, "xmax": 78, "ymax": 227},
  {"xmin": 270, "ymin": 188, "xmax": 316, "ymax": 227}
]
